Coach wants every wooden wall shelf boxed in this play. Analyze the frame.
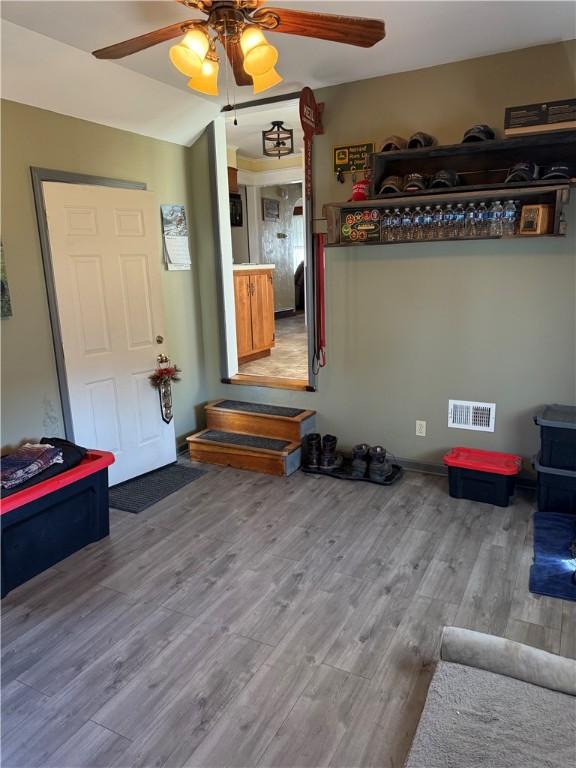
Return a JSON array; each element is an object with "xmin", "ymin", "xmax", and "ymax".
[
  {"xmin": 369, "ymin": 129, "xmax": 576, "ymax": 194},
  {"xmin": 323, "ymin": 183, "xmax": 571, "ymax": 247}
]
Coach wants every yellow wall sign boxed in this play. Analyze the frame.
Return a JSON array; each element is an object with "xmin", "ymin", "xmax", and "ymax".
[{"xmin": 333, "ymin": 142, "xmax": 375, "ymax": 174}]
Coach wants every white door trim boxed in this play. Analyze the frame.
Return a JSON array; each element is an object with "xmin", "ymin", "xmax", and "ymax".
[{"xmin": 31, "ymin": 167, "xmax": 146, "ymax": 440}]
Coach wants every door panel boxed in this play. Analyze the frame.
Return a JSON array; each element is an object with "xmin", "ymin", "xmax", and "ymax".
[
  {"xmin": 43, "ymin": 182, "xmax": 176, "ymax": 485},
  {"xmin": 119, "ymin": 254, "xmax": 154, "ymax": 349},
  {"xmin": 234, "ymin": 273, "xmax": 253, "ymax": 358},
  {"xmin": 250, "ymin": 273, "xmax": 275, "ymax": 352}
]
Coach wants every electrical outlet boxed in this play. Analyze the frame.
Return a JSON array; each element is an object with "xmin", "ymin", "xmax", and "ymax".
[{"xmin": 416, "ymin": 420, "xmax": 427, "ymax": 437}]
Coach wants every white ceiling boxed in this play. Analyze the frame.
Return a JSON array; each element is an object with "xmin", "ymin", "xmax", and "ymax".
[
  {"xmin": 2, "ymin": 2, "xmax": 574, "ymax": 145},
  {"xmin": 226, "ymin": 102, "xmax": 303, "ymax": 158}
]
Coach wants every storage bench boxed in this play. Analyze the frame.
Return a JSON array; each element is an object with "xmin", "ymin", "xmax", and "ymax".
[{"xmin": 1, "ymin": 450, "xmax": 114, "ymax": 597}]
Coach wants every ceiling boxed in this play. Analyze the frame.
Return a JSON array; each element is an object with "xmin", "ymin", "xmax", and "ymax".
[
  {"xmin": 2, "ymin": 2, "xmax": 574, "ymax": 144},
  {"xmin": 226, "ymin": 102, "xmax": 303, "ymax": 159}
]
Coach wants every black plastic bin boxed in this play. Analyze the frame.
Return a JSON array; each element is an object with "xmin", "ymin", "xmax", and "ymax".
[
  {"xmin": 534, "ymin": 404, "xmax": 576, "ymax": 471},
  {"xmin": 534, "ymin": 454, "xmax": 576, "ymax": 515},
  {"xmin": 444, "ymin": 447, "xmax": 521, "ymax": 508},
  {"xmin": 1, "ymin": 450, "xmax": 113, "ymax": 597}
]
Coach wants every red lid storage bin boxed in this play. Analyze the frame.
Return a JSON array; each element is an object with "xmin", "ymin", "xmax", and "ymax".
[{"xmin": 443, "ymin": 447, "xmax": 521, "ymax": 507}]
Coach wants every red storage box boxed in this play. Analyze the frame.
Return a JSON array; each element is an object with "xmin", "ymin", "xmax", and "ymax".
[
  {"xmin": 1, "ymin": 450, "xmax": 114, "ymax": 597},
  {"xmin": 444, "ymin": 447, "xmax": 521, "ymax": 507}
]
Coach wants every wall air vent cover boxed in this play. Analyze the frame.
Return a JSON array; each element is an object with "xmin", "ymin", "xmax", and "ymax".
[{"xmin": 448, "ymin": 400, "xmax": 496, "ymax": 432}]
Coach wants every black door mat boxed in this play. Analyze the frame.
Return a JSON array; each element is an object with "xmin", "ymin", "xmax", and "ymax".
[
  {"xmin": 109, "ymin": 464, "xmax": 206, "ymax": 513},
  {"xmin": 302, "ymin": 459, "xmax": 403, "ymax": 487},
  {"xmin": 198, "ymin": 430, "xmax": 292, "ymax": 452},
  {"xmin": 212, "ymin": 400, "xmax": 306, "ymax": 418}
]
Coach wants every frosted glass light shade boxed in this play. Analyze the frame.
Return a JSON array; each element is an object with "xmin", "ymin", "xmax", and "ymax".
[
  {"xmin": 252, "ymin": 67, "xmax": 283, "ymax": 94},
  {"xmin": 188, "ymin": 58, "xmax": 219, "ymax": 96},
  {"xmin": 169, "ymin": 28, "xmax": 209, "ymax": 77},
  {"xmin": 240, "ymin": 27, "xmax": 267, "ymax": 56},
  {"xmin": 241, "ymin": 27, "xmax": 277, "ymax": 76},
  {"xmin": 182, "ymin": 28, "xmax": 210, "ymax": 59}
]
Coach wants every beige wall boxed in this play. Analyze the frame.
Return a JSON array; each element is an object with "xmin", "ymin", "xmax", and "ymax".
[
  {"xmin": 1, "ymin": 100, "xmax": 207, "ymax": 448},
  {"xmin": 194, "ymin": 41, "xmax": 576, "ymax": 465}
]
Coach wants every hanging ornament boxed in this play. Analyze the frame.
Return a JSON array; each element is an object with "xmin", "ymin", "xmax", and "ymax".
[{"xmin": 149, "ymin": 354, "xmax": 181, "ymax": 424}]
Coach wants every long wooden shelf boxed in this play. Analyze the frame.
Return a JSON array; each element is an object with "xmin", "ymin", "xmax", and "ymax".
[
  {"xmin": 322, "ymin": 182, "xmax": 571, "ymax": 247},
  {"xmin": 369, "ymin": 129, "xmax": 576, "ymax": 194}
]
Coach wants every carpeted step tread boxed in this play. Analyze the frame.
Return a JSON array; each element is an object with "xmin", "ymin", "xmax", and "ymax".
[
  {"xmin": 211, "ymin": 400, "xmax": 306, "ymax": 419},
  {"xmin": 192, "ymin": 430, "xmax": 293, "ymax": 453}
]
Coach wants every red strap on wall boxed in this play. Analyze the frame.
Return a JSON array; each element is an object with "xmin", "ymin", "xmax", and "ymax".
[{"xmin": 313, "ymin": 233, "xmax": 327, "ymax": 372}]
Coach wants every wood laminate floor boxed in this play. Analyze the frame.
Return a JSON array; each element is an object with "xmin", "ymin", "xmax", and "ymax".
[
  {"xmin": 239, "ymin": 314, "xmax": 308, "ymax": 380},
  {"xmin": 2, "ymin": 466, "xmax": 575, "ymax": 768}
]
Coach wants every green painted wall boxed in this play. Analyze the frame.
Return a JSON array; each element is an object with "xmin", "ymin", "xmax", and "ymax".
[
  {"xmin": 194, "ymin": 41, "xmax": 576, "ymax": 464},
  {"xmin": 3, "ymin": 42, "xmax": 575, "ymax": 465},
  {"xmin": 1, "ymin": 100, "xmax": 206, "ymax": 449}
]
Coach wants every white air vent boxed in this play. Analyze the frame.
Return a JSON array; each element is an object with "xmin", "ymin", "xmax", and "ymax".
[{"xmin": 448, "ymin": 400, "xmax": 496, "ymax": 432}]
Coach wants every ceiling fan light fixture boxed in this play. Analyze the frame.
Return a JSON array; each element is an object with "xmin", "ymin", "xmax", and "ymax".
[
  {"xmin": 240, "ymin": 27, "xmax": 278, "ymax": 76},
  {"xmin": 252, "ymin": 67, "xmax": 283, "ymax": 95},
  {"xmin": 188, "ymin": 57, "xmax": 219, "ymax": 96},
  {"xmin": 182, "ymin": 27, "xmax": 210, "ymax": 59},
  {"xmin": 169, "ymin": 27, "xmax": 210, "ymax": 77}
]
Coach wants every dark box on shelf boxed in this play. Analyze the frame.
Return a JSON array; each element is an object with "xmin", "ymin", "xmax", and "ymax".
[{"xmin": 534, "ymin": 404, "xmax": 576, "ymax": 471}]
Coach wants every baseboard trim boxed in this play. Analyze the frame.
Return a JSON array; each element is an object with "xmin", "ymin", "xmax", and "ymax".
[
  {"xmin": 397, "ymin": 457, "xmax": 536, "ymax": 489},
  {"xmin": 275, "ymin": 309, "xmax": 296, "ymax": 319}
]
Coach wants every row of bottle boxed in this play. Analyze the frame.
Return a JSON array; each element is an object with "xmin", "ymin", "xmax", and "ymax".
[{"xmin": 381, "ymin": 200, "xmax": 520, "ymax": 241}]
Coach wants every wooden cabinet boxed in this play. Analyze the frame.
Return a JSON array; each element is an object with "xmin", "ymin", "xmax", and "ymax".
[{"xmin": 233, "ymin": 268, "xmax": 275, "ymax": 364}]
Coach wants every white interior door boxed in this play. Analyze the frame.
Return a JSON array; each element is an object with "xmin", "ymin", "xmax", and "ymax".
[{"xmin": 43, "ymin": 182, "xmax": 176, "ymax": 485}]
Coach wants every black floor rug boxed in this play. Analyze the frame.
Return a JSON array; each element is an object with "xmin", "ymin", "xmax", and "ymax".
[{"xmin": 109, "ymin": 464, "xmax": 206, "ymax": 513}]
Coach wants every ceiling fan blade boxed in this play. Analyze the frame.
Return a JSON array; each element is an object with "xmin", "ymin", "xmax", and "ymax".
[
  {"xmin": 224, "ymin": 39, "xmax": 253, "ymax": 86},
  {"xmin": 92, "ymin": 21, "xmax": 194, "ymax": 59},
  {"xmin": 253, "ymin": 8, "xmax": 385, "ymax": 48}
]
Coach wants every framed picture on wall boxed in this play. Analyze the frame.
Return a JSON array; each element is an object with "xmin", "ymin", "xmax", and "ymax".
[
  {"xmin": 230, "ymin": 193, "xmax": 243, "ymax": 227},
  {"xmin": 262, "ymin": 197, "xmax": 280, "ymax": 221}
]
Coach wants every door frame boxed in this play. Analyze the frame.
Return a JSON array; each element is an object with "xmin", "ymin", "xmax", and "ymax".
[
  {"xmin": 209, "ymin": 113, "xmax": 317, "ymax": 392},
  {"xmin": 31, "ymin": 167, "xmax": 146, "ymax": 441}
]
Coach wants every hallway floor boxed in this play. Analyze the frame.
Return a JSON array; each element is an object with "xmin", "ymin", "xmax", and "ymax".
[{"xmin": 239, "ymin": 313, "xmax": 308, "ymax": 381}]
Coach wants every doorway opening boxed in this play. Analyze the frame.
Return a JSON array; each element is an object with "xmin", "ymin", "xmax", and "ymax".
[{"xmin": 213, "ymin": 99, "xmax": 314, "ymax": 391}]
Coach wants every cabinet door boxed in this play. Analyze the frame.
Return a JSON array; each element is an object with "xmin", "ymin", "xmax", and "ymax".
[
  {"xmin": 250, "ymin": 272, "xmax": 275, "ymax": 352},
  {"xmin": 234, "ymin": 273, "xmax": 253, "ymax": 358}
]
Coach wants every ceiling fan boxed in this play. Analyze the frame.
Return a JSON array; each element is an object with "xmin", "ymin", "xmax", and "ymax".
[{"xmin": 93, "ymin": 0, "xmax": 385, "ymax": 97}]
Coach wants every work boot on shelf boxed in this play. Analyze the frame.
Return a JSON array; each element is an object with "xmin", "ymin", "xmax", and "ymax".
[
  {"xmin": 368, "ymin": 445, "xmax": 393, "ymax": 483},
  {"xmin": 302, "ymin": 433, "xmax": 321, "ymax": 471},
  {"xmin": 320, "ymin": 434, "xmax": 343, "ymax": 471},
  {"xmin": 351, "ymin": 443, "xmax": 370, "ymax": 478}
]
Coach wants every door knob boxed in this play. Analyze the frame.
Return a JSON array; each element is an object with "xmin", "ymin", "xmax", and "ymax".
[{"xmin": 156, "ymin": 335, "xmax": 164, "ymax": 344}]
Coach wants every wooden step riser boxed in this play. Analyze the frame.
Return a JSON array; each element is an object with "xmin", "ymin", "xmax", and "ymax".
[
  {"xmin": 188, "ymin": 442, "xmax": 301, "ymax": 477},
  {"xmin": 206, "ymin": 410, "xmax": 316, "ymax": 442}
]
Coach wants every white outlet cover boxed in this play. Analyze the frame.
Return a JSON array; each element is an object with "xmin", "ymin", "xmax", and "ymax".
[{"xmin": 416, "ymin": 420, "xmax": 427, "ymax": 437}]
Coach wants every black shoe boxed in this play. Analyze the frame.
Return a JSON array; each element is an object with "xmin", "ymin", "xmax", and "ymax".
[
  {"xmin": 351, "ymin": 443, "xmax": 370, "ymax": 478},
  {"xmin": 303, "ymin": 433, "xmax": 321, "ymax": 470},
  {"xmin": 368, "ymin": 446, "xmax": 392, "ymax": 482},
  {"xmin": 320, "ymin": 434, "xmax": 343, "ymax": 471}
]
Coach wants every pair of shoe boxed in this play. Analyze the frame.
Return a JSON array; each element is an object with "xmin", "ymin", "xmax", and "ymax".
[
  {"xmin": 303, "ymin": 433, "xmax": 342, "ymax": 472},
  {"xmin": 351, "ymin": 444, "xmax": 393, "ymax": 482}
]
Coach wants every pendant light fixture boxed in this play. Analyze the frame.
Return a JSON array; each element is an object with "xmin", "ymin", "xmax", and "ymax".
[{"xmin": 262, "ymin": 121, "xmax": 294, "ymax": 159}]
